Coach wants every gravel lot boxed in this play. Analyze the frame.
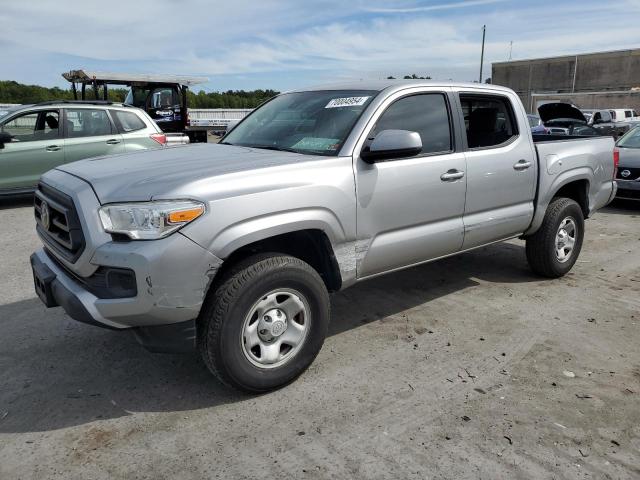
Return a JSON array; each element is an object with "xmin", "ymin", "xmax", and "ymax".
[{"xmin": 0, "ymin": 197, "xmax": 639, "ymax": 479}]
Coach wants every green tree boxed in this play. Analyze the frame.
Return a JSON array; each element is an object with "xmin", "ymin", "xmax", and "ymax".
[{"xmin": 0, "ymin": 80, "xmax": 278, "ymax": 109}]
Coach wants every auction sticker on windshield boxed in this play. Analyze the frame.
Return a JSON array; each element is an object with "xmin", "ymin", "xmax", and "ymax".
[
  {"xmin": 292, "ymin": 137, "xmax": 341, "ymax": 151},
  {"xmin": 325, "ymin": 97, "xmax": 370, "ymax": 108}
]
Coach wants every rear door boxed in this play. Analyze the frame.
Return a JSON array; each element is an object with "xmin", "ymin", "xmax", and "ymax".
[
  {"xmin": 456, "ymin": 91, "xmax": 536, "ymax": 249},
  {"xmin": 0, "ymin": 109, "xmax": 64, "ymax": 191},
  {"xmin": 63, "ymin": 108, "xmax": 124, "ymax": 162},
  {"xmin": 355, "ymin": 88, "xmax": 467, "ymax": 277}
]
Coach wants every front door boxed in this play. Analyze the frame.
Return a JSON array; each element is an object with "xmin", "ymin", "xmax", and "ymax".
[
  {"xmin": 63, "ymin": 108, "xmax": 124, "ymax": 162},
  {"xmin": 457, "ymin": 92, "xmax": 536, "ymax": 249},
  {"xmin": 355, "ymin": 90, "xmax": 467, "ymax": 278},
  {"xmin": 0, "ymin": 109, "xmax": 64, "ymax": 191}
]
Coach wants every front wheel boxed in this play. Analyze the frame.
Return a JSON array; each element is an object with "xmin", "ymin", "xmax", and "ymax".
[
  {"xmin": 198, "ymin": 254, "xmax": 330, "ymax": 393},
  {"xmin": 526, "ymin": 197, "xmax": 585, "ymax": 278}
]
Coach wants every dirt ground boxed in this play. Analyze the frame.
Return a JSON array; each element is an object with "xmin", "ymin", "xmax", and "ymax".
[{"xmin": 0, "ymin": 197, "xmax": 639, "ymax": 479}]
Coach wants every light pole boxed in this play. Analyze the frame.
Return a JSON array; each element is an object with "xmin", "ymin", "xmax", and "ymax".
[{"xmin": 479, "ymin": 25, "xmax": 486, "ymax": 83}]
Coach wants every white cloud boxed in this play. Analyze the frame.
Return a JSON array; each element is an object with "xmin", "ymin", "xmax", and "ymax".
[
  {"xmin": 365, "ymin": 0, "xmax": 506, "ymax": 14},
  {"xmin": 1, "ymin": 0, "xmax": 639, "ymax": 89}
]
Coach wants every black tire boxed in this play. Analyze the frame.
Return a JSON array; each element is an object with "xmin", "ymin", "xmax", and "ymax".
[
  {"xmin": 198, "ymin": 254, "xmax": 330, "ymax": 393},
  {"xmin": 526, "ymin": 197, "xmax": 584, "ymax": 278}
]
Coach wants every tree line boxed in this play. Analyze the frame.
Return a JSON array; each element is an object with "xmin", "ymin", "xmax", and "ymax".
[{"xmin": 0, "ymin": 80, "xmax": 278, "ymax": 108}]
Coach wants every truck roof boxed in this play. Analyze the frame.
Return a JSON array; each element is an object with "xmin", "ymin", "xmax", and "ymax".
[
  {"xmin": 62, "ymin": 70, "xmax": 209, "ymax": 87},
  {"xmin": 288, "ymin": 79, "xmax": 514, "ymax": 94}
]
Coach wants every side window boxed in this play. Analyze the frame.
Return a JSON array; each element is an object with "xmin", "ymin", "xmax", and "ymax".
[
  {"xmin": 66, "ymin": 109, "xmax": 113, "ymax": 138},
  {"xmin": 460, "ymin": 95, "xmax": 518, "ymax": 149},
  {"xmin": 610, "ymin": 111, "xmax": 617, "ymax": 120},
  {"xmin": 625, "ymin": 111, "xmax": 633, "ymax": 118},
  {"xmin": 112, "ymin": 110, "xmax": 146, "ymax": 133},
  {"xmin": 2, "ymin": 112, "xmax": 38, "ymax": 140},
  {"xmin": 601, "ymin": 111, "xmax": 612, "ymax": 122},
  {"xmin": 151, "ymin": 88, "xmax": 180, "ymax": 109},
  {"xmin": 42, "ymin": 111, "xmax": 60, "ymax": 138},
  {"xmin": 593, "ymin": 112, "xmax": 601, "ymax": 122},
  {"xmin": 372, "ymin": 93, "xmax": 452, "ymax": 155},
  {"xmin": 1, "ymin": 110, "xmax": 59, "ymax": 142}
]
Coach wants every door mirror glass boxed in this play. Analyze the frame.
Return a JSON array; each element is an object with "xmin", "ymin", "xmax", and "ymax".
[
  {"xmin": 361, "ymin": 129, "xmax": 422, "ymax": 162},
  {"xmin": 0, "ymin": 131, "xmax": 12, "ymax": 148}
]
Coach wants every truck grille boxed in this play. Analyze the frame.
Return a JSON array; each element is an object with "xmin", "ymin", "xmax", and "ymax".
[
  {"xmin": 34, "ymin": 183, "xmax": 85, "ymax": 263},
  {"xmin": 617, "ymin": 167, "xmax": 640, "ymax": 180}
]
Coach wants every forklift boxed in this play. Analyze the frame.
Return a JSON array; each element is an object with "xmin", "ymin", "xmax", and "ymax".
[{"xmin": 63, "ymin": 70, "xmax": 209, "ymax": 142}]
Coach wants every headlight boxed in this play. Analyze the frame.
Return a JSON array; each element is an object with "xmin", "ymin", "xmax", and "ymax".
[{"xmin": 99, "ymin": 200, "xmax": 205, "ymax": 240}]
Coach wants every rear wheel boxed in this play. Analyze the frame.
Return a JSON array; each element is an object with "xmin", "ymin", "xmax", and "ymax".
[
  {"xmin": 526, "ymin": 197, "xmax": 584, "ymax": 278},
  {"xmin": 198, "ymin": 254, "xmax": 330, "ymax": 392}
]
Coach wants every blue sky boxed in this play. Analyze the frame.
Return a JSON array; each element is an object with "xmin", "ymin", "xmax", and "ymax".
[{"xmin": 2, "ymin": 0, "xmax": 640, "ymax": 93}]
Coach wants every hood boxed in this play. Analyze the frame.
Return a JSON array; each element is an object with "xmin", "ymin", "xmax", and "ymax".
[
  {"xmin": 56, "ymin": 143, "xmax": 324, "ymax": 203},
  {"xmin": 537, "ymin": 103, "xmax": 586, "ymax": 123}
]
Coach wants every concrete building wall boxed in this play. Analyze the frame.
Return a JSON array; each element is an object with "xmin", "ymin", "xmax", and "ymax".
[{"xmin": 492, "ymin": 48, "xmax": 640, "ymax": 113}]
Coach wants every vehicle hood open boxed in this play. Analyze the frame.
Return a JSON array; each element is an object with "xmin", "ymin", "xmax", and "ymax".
[
  {"xmin": 537, "ymin": 103, "xmax": 587, "ymax": 123},
  {"xmin": 55, "ymin": 143, "xmax": 325, "ymax": 203}
]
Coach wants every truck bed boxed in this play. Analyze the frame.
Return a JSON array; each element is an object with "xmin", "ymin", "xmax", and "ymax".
[{"xmin": 527, "ymin": 134, "xmax": 615, "ymax": 235}]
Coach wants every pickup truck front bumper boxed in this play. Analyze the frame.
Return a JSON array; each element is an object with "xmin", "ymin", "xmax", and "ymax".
[{"xmin": 31, "ymin": 232, "xmax": 223, "ymax": 352}]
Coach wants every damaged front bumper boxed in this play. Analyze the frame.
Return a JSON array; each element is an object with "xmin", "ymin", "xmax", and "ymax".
[{"xmin": 31, "ymin": 232, "xmax": 222, "ymax": 351}]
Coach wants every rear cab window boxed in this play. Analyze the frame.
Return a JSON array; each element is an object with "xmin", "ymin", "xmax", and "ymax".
[{"xmin": 460, "ymin": 94, "xmax": 518, "ymax": 149}]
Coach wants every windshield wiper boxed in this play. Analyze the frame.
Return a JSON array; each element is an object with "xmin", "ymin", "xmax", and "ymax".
[
  {"xmin": 248, "ymin": 145, "xmax": 302, "ymax": 154},
  {"xmin": 219, "ymin": 141, "xmax": 233, "ymax": 145}
]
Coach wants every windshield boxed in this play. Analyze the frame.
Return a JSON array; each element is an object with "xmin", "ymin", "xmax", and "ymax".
[
  {"xmin": 617, "ymin": 126, "xmax": 640, "ymax": 148},
  {"xmin": 222, "ymin": 90, "xmax": 377, "ymax": 156},
  {"xmin": 0, "ymin": 107, "xmax": 18, "ymax": 119}
]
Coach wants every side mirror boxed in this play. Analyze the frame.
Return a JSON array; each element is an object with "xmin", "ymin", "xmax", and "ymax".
[
  {"xmin": 0, "ymin": 131, "xmax": 12, "ymax": 149},
  {"xmin": 360, "ymin": 129, "xmax": 422, "ymax": 163}
]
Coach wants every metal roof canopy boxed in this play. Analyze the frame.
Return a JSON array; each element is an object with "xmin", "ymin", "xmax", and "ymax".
[{"xmin": 62, "ymin": 69, "xmax": 209, "ymax": 87}]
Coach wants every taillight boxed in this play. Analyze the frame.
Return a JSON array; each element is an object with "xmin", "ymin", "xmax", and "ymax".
[
  {"xmin": 613, "ymin": 147, "xmax": 620, "ymax": 177},
  {"xmin": 186, "ymin": 111, "xmax": 191, "ymax": 127},
  {"xmin": 150, "ymin": 133, "xmax": 167, "ymax": 146}
]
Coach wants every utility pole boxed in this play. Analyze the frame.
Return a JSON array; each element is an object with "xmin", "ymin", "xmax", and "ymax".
[
  {"xmin": 509, "ymin": 41, "xmax": 513, "ymax": 61},
  {"xmin": 479, "ymin": 25, "xmax": 486, "ymax": 83}
]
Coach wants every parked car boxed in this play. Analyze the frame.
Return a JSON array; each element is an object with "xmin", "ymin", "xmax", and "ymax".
[
  {"xmin": 538, "ymin": 103, "xmax": 601, "ymax": 136},
  {"xmin": 0, "ymin": 100, "xmax": 168, "ymax": 196},
  {"xmin": 614, "ymin": 126, "xmax": 640, "ymax": 200},
  {"xmin": 609, "ymin": 109, "xmax": 639, "ymax": 122},
  {"xmin": 527, "ymin": 114, "xmax": 549, "ymax": 134},
  {"xmin": 584, "ymin": 109, "xmax": 629, "ymax": 137},
  {"xmin": 30, "ymin": 81, "xmax": 617, "ymax": 392}
]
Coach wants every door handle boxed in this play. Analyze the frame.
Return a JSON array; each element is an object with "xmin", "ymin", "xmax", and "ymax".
[
  {"xmin": 45, "ymin": 145, "xmax": 61, "ymax": 152},
  {"xmin": 106, "ymin": 139, "xmax": 121, "ymax": 145},
  {"xmin": 440, "ymin": 169, "xmax": 465, "ymax": 182},
  {"xmin": 513, "ymin": 160, "xmax": 532, "ymax": 171}
]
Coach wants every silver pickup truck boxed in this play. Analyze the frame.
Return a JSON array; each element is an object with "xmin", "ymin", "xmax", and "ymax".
[{"xmin": 30, "ymin": 81, "xmax": 617, "ymax": 392}]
